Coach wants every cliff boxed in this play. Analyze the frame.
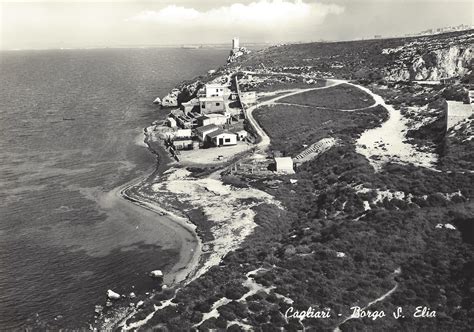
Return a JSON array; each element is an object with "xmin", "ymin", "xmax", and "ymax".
[{"xmin": 383, "ymin": 33, "xmax": 473, "ymax": 81}]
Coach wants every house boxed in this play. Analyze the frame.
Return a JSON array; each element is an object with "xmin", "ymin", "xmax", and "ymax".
[
  {"xmin": 196, "ymin": 124, "xmax": 220, "ymax": 141},
  {"xmin": 200, "ymin": 96, "xmax": 226, "ymax": 113},
  {"xmin": 205, "ymin": 84, "xmax": 228, "ymax": 98},
  {"xmin": 197, "ymin": 113, "xmax": 229, "ymax": 127},
  {"xmin": 172, "ymin": 139, "xmax": 194, "ymax": 150},
  {"xmin": 235, "ymin": 129, "xmax": 248, "ymax": 141},
  {"xmin": 166, "ymin": 117, "xmax": 177, "ymax": 128},
  {"xmin": 274, "ymin": 157, "xmax": 294, "ymax": 173},
  {"xmin": 207, "ymin": 129, "xmax": 237, "ymax": 147}
]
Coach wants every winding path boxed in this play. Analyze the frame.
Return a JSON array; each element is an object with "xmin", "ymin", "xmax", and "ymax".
[
  {"xmin": 241, "ymin": 78, "xmax": 344, "ymax": 150},
  {"xmin": 333, "ymin": 268, "xmax": 401, "ymax": 331},
  {"xmin": 240, "ymin": 73, "xmax": 438, "ymax": 171}
]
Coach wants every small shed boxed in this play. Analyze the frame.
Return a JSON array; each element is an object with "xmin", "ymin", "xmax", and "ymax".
[
  {"xmin": 172, "ymin": 139, "xmax": 194, "ymax": 150},
  {"xmin": 274, "ymin": 157, "xmax": 294, "ymax": 174},
  {"xmin": 235, "ymin": 130, "xmax": 248, "ymax": 141}
]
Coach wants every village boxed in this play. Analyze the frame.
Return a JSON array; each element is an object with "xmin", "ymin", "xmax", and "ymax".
[
  {"xmin": 150, "ymin": 38, "xmax": 296, "ymax": 174},
  {"xmin": 151, "ymin": 36, "xmax": 473, "ymax": 178}
]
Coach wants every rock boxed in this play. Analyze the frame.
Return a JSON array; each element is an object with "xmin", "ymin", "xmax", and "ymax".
[
  {"xmin": 94, "ymin": 305, "xmax": 103, "ymax": 314},
  {"xmin": 385, "ymin": 44, "xmax": 472, "ymax": 81},
  {"xmin": 129, "ymin": 292, "xmax": 136, "ymax": 299},
  {"xmin": 150, "ymin": 270, "xmax": 163, "ymax": 278},
  {"xmin": 161, "ymin": 89, "xmax": 180, "ymax": 107},
  {"xmin": 107, "ymin": 289, "xmax": 121, "ymax": 300},
  {"xmin": 105, "ymin": 301, "xmax": 113, "ymax": 307},
  {"xmin": 153, "ymin": 97, "xmax": 162, "ymax": 105},
  {"xmin": 336, "ymin": 252, "xmax": 346, "ymax": 258},
  {"xmin": 136, "ymin": 300, "xmax": 144, "ymax": 308},
  {"xmin": 227, "ymin": 47, "xmax": 251, "ymax": 63},
  {"xmin": 444, "ymin": 223, "xmax": 456, "ymax": 230}
]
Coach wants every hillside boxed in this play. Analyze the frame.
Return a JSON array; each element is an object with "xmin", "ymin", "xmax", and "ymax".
[
  {"xmin": 233, "ymin": 30, "xmax": 473, "ymax": 82},
  {"xmin": 103, "ymin": 32, "xmax": 473, "ymax": 331}
]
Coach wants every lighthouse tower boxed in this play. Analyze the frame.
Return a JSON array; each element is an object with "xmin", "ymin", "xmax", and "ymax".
[{"xmin": 232, "ymin": 37, "xmax": 240, "ymax": 50}]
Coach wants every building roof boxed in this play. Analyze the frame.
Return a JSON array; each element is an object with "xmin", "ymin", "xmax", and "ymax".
[
  {"xmin": 196, "ymin": 124, "xmax": 219, "ymax": 134},
  {"xmin": 205, "ymin": 83, "xmax": 227, "ymax": 88},
  {"xmin": 236, "ymin": 129, "xmax": 248, "ymax": 135},
  {"xmin": 200, "ymin": 96, "xmax": 225, "ymax": 102},
  {"xmin": 207, "ymin": 129, "xmax": 236, "ymax": 139},
  {"xmin": 207, "ymin": 113, "xmax": 226, "ymax": 117},
  {"xmin": 200, "ymin": 113, "xmax": 226, "ymax": 119},
  {"xmin": 274, "ymin": 157, "xmax": 294, "ymax": 169}
]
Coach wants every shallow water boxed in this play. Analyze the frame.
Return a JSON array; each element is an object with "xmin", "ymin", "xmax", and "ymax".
[{"xmin": 0, "ymin": 47, "xmax": 228, "ymax": 328}]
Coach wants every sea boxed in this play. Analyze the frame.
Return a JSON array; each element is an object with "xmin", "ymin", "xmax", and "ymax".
[{"xmin": 0, "ymin": 47, "xmax": 229, "ymax": 329}]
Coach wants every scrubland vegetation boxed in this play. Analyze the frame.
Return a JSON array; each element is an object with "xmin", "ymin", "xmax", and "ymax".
[
  {"xmin": 254, "ymin": 103, "xmax": 387, "ymax": 156},
  {"xmin": 122, "ymin": 30, "xmax": 473, "ymax": 331},
  {"xmin": 131, "ymin": 79, "xmax": 472, "ymax": 330}
]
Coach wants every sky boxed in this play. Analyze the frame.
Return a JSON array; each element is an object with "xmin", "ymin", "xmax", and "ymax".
[{"xmin": 0, "ymin": 0, "xmax": 472, "ymax": 50}]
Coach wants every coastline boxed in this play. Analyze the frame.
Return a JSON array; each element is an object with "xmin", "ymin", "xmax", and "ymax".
[
  {"xmin": 95, "ymin": 121, "xmax": 206, "ymax": 328},
  {"xmin": 119, "ymin": 178, "xmax": 203, "ymax": 286}
]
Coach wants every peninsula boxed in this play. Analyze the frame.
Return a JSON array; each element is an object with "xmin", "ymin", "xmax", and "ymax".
[{"xmin": 96, "ymin": 30, "xmax": 473, "ymax": 331}]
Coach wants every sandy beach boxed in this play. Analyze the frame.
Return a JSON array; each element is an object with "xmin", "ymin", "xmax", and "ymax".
[{"xmin": 119, "ymin": 178, "xmax": 203, "ymax": 286}]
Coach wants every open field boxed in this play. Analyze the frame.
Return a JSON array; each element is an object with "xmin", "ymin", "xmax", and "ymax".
[
  {"xmin": 280, "ymin": 83, "xmax": 375, "ymax": 110},
  {"xmin": 254, "ymin": 104, "xmax": 387, "ymax": 155}
]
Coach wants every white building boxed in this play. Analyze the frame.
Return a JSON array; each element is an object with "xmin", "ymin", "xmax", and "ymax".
[
  {"xmin": 274, "ymin": 157, "xmax": 294, "ymax": 174},
  {"xmin": 198, "ymin": 113, "xmax": 229, "ymax": 127},
  {"xmin": 172, "ymin": 139, "xmax": 194, "ymax": 150},
  {"xmin": 196, "ymin": 124, "xmax": 220, "ymax": 141},
  {"xmin": 200, "ymin": 96, "xmax": 226, "ymax": 113},
  {"xmin": 205, "ymin": 84, "xmax": 228, "ymax": 98},
  {"xmin": 175, "ymin": 128, "xmax": 192, "ymax": 138},
  {"xmin": 208, "ymin": 129, "xmax": 237, "ymax": 147},
  {"xmin": 235, "ymin": 130, "xmax": 248, "ymax": 141}
]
